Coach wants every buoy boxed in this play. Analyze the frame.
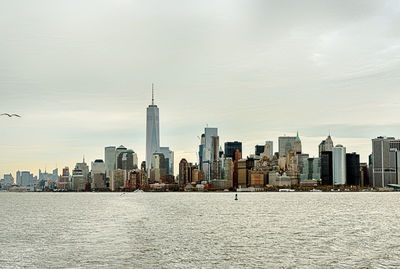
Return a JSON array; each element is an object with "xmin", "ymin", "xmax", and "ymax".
[{"xmin": 235, "ymin": 194, "xmax": 238, "ymax": 200}]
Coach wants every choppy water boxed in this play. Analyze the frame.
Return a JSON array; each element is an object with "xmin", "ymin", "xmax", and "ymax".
[{"xmin": 1, "ymin": 192, "xmax": 400, "ymax": 268}]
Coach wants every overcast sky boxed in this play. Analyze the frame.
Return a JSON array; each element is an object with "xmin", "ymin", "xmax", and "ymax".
[{"xmin": 1, "ymin": 0, "xmax": 400, "ymax": 177}]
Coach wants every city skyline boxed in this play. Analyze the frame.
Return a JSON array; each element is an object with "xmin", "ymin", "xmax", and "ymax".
[{"xmin": 1, "ymin": 0, "xmax": 400, "ymax": 177}]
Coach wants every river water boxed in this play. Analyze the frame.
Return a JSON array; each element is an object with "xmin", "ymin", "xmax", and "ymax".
[{"xmin": 1, "ymin": 192, "xmax": 400, "ymax": 268}]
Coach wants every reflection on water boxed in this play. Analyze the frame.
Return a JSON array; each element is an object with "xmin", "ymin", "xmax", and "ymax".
[{"xmin": 1, "ymin": 192, "xmax": 400, "ymax": 268}]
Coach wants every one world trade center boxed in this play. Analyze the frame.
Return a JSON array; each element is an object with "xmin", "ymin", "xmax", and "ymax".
[{"xmin": 146, "ymin": 84, "xmax": 160, "ymax": 173}]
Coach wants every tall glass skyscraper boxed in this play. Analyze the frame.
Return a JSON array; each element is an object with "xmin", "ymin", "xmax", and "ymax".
[
  {"xmin": 333, "ymin": 144, "xmax": 346, "ymax": 185},
  {"xmin": 146, "ymin": 85, "xmax": 160, "ymax": 174}
]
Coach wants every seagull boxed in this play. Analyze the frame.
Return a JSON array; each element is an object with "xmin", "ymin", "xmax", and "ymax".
[{"xmin": 1, "ymin": 113, "xmax": 21, "ymax": 117}]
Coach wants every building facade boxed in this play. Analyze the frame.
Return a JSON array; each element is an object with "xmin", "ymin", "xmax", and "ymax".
[
  {"xmin": 146, "ymin": 87, "xmax": 160, "ymax": 174},
  {"xmin": 333, "ymin": 145, "xmax": 346, "ymax": 185}
]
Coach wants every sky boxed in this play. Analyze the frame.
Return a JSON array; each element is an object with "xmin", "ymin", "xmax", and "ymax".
[{"xmin": 1, "ymin": 0, "xmax": 400, "ymax": 178}]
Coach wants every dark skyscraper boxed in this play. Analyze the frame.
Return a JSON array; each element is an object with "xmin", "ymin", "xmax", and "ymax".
[
  {"xmin": 321, "ymin": 151, "xmax": 333, "ymax": 185},
  {"xmin": 346, "ymin": 153, "xmax": 360, "ymax": 186},
  {"xmin": 255, "ymin": 145, "xmax": 264, "ymax": 156},
  {"xmin": 224, "ymin": 141, "xmax": 242, "ymax": 160}
]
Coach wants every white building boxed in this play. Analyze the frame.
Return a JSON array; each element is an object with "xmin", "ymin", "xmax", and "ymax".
[
  {"xmin": 333, "ymin": 145, "xmax": 346, "ymax": 185},
  {"xmin": 91, "ymin": 159, "xmax": 106, "ymax": 174}
]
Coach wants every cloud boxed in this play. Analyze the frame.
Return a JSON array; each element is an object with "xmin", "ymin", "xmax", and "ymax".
[{"xmin": 1, "ymin": 0, "xmax": 400, "ymax": 177}]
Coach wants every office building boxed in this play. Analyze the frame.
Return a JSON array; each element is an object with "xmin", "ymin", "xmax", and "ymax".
[
  {"xmin": 255, "ymin": 145, "xmax": 264, "ymax": 156},
  {"xmin": 111, "ymin": 169, "xmax": 126, "ymax": 191},
  {"xmin": 278, "ymin": 136, "xmax": 296, "ymax": 157},
  {"xmin": 71, "ymin": 168, "xmax": 85, "ymax": 191},
  {"xmin": 91, "ymin": 159, "xmax": 106, "ymax": 190},
  {"xmin": 146, "ymin": 85, "xmax": 160, "ymax": 174},
  {"xmin": 372, "ymin": 136, "xmax": 397, "ymax": 187},
  {"xmin": 179, "ymin": 158, "xmax": 190, "ymax": 186},
  {"xmin": 117, "ymin": 149, "xmax": 138, "ymax": 171},
  {"xmin": 19, "ymin": 171, "xmax": 34, "ymax": 186},
  {"xmin": 105, "ymin": 146, "xmax": 116, "ymax": 178},
  {"xmin": 333, "ymin": 145, "xmax": 346, "ymax": 185},
  {"xmin": 75, "ymin": 158, "xmax": 89, "ymax": 182},
  {"xmin": 150, "ymin": 152, "xmax": 166, "ymax": 182},
  {"xmin": 321, "ymin": 151, "xmax": 333, "ymax": 185},
  {"xmin": 58, "ymin": 167, "xmax": 70, "ymax": 190},
  {"xmin": 294, "ymin": 132, "xmax": 302, "ymax": 154},
  {"xmin": 264, "ymin": 141, "xmax": 273, "ymax": 158},
  {"xmin": 200, "ymin": 127, "xmax": 219, "ymax": 181},
  {"xmin": 346, "ymin": 153, "xmax": 360, "ymax": 186},
  {"xmin": 160, "ymin": 146, "xmax": 174, "ymax": 175},
  {"xmin": 224, "ymin": 141, "xmax": 242, "ymax": 160},
  {"xmin": 319, "ymin": 135, "xmax": 334, "ymax": 157}
]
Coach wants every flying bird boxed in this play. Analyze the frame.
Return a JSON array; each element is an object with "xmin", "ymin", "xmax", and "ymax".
[{"xmin": 1, "ymin": 113, "xmax": 21, "ymax": 117}]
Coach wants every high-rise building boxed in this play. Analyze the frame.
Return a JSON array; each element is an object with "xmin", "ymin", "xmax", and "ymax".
[
  {"xmin": 115, "ymin": 145, "xmax": 127, "ymax": 166},
  {"xmin": 309, "ymin": 158, "xmax": 321, "ymax": 180},
  {"xmin": 111, "ymin": 169, "xmax": 126, "ymax": 191},
  {"xmin": 278, "ymin": 136, "xmax": 296, "ymax": 157},
  {"xmin": 116, "ymin": 149, "xmax": 138, "ymax": 171},
  {"xmin": 224, "ymin": 141, "xmax": 242, "ymax": 160},
  {"xmin": 360, "ymin": 163, "xmax": 369, "ymax": 187},
  {"xmin": 75, "ymin": 158, "xmax": 89, "ymax": 182},
  {"xmin": 58, "ymin": 167, "xmax": 70, "ymax": 190},
  {"xmin": 372, "ymin": 136, "xmax": 398, "ymax": 187},
  {"xmin": 255, "ymin": 145, "xmax": 264, "ymax": 156},
  {"xmin": 319, "ymin": 135, "xmax": 334, "ymax": 157},
  {"xmin": 160, "ymin": 146, "xmax": 174, "ymax": 175},
  {"xmin": 333, "ymin": 145, "xmax": 346, "ymax": 185},
  {"xmin": 2, "ymin": 174, "xmax": 14, "ymax": 184},
  {"xmin": 105, "ymin": 146, "xmax": 116, "ymax": 178},
  {"xmin": 20, "ymin": 171, "xmax": 34, "ymax": 186},
  {"xmin": 346, "ymin": 153, "xmax": 360, "ymax": 186},
  {"xmin": 91, "ymin": 159, "xmax": 106, "ymax": 190},
  {"xmin": 146, "ymin": 85, "xmax": 160, "ymax": 174},
  {"xmin": 233, "ymin": 149, "xmax": 242, "ymax": 189},
  {"xmin": 298, "ymin": 154, "xmax": 310, "ymax": 180},
  {"xmin": 321, "ymin": 151, "xmax": 333, "ymax": 185},
  {"xmin": 179, "ymin": 158, "xmax": 190, "ymax": 186},
  {"xmin": 150, "ymin": 152, "xmax": 166, "ymax": 182},
  {"xmin": 294, "ymin": 132, "xmax": 302, "ymax": 154},
  {"xmin": 264, "ymin": 141, "xmax": 273, "ymax": 158},
  {"xmin": 16, "ymin": 171, "xmax": 21, "ymax": 185},
  {"xmin": 198, "ymin": 134, "xmax": 205, "ymax": 167},
  {"xmin": 71, "ymin": 168, "xmax": 85, "ymax": 191},
  {"xmin": 200, "ymin": 127, "xmax": 219, "ymax": 181}
]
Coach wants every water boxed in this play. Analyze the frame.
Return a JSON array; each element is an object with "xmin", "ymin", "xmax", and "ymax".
[{"xmin": 1, "ymin": 192, "xmax": 400, "ymax": 268}]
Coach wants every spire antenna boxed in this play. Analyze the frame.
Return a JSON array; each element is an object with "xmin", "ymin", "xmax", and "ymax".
[{"xmin": 152, "ymin": 83, "xmax": 154, "ymax": 105}]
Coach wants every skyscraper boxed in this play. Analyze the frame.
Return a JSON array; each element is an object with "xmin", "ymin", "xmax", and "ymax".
[
  {"xmin": 321, "ymin": 151, "xmax": 333, "ymax": 185},
  {"xmin": 105, "ymin": 146, "xmax": 116, "ymax": 178},
  {"xmin": 264, "ymin": 141, "xmax": 273, "ymax": 158},
  {"xmin": 294, "ymin": 132, "xmax": 302, "ymax": 154},
  {"xmin": 346, "ymin": 152, "xmax": 360, "ymax": 186},
  {"xmin": 200, "ymin": 127, "xmax": 219, "ymax": 181},
  {"xmin": 224, "ymin": 141, "xmax": 242, "ymax": 160},
  {"xmin": 333, "ymin": 145, "xmax": 346, "ymax": 185},
  {"xmin": 278, "ymin": 135, "xmax": 296, "ymax": 157},
  {"xmin": 255, "ymin": 145, "xmax": 264, "ymax": 156},
  {"xmin": 150, "ymin": 152, "xmax": 166, "ymax": 182},
  {"xmin": 372, "ymin": 136, "xmax": 397, "ymax": 187},
  {"xmin": 160, "ymin": 146, "xmax": 174, "ymax": 175},
  {"xmin": 146, "ymin": 85, "xmax": 160, "ymax": 174},
  {"xmin": 319, "ymin": 135, "xmax": 334, "ymax": 157}
]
